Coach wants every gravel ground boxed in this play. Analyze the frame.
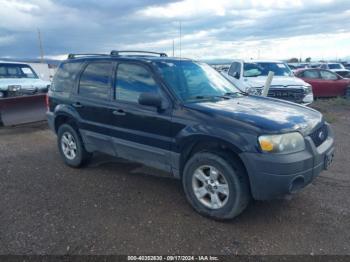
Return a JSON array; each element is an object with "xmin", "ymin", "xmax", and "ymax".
[{"xmin": 0, "ymin": 106, "xmax": 349, "ymax": 255}]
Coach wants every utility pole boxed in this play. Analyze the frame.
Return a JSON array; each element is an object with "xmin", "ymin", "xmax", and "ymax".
[
  {"xmin": 37, "ymin": 29, "xmax": 44, "ymax": 63},
  {"xmin": 172, "ymin": 39, "xmax": 175, "ymax": 57},
  {"xmin": 179, "ymin": 21, "xmax": 182, "ymax": 59}
]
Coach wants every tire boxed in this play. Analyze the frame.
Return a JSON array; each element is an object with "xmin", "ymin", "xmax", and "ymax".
[
  {"xmin": 182, "ymin": 151, "xmax": 250, "ymax": 220},
  {"xmin": 57, "ymin": 124, "xmax": 91, "ymax": 167}
]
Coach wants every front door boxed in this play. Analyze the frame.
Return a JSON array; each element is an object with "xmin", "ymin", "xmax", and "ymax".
[{"xmin": 109, "ymin": 62, "xmax": 173, "ymax": 172}]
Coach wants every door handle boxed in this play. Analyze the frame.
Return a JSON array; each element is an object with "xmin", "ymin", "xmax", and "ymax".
[
  {"xmin": 72, "ymin": 102, "xmax": 83, "ymax": 108},
  {"xmin": 112, "ymin": 109, "xmax": 126, "ymax": 116}
]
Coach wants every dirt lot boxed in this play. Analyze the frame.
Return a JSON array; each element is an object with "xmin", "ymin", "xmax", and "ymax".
[{"xmin": 0, "ymin": 99, "xmax": 349, "ymax": 255}]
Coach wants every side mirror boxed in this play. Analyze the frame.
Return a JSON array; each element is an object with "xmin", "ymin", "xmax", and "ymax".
[
  {"xmin": 138, "ymin": 92, "xmax": 162, "ymax": 109},
  {"xmin": 233, "ymin": 72, "xmax": 240, "ymax": 79}
]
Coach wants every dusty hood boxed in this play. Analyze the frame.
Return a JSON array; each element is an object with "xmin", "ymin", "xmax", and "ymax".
[{"xmin": 185, "ymin": 95, "xmax": 322, "ymax": 135}]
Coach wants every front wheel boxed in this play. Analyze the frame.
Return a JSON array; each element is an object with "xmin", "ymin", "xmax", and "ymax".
[{"xmin": 182, "ymin": 152, "xmax": 250, "ymax": 220}]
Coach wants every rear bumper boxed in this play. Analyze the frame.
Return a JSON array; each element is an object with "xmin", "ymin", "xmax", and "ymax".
[
  {"xmin": 240, "ymin": 124, "xmax": 335, "ymax": 200},
  {"xmin": 47, "ymin": 111, "xmax": 55, "ymax": 132}
]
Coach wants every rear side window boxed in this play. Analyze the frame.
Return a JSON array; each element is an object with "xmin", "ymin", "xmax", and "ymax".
[
  {"xmin": 79, "ymin": 62, "xmax": 112, "ymax": 99},
  {"xmin": 115, "ymin": 63, "xmax": 160, "ymax": 103},
  {"xmin": 52, "ymin": 62, "xmax": 83, "ymax": 92},
  {"xmin": 320, "ymin": 70, "xmax": 338, "ymax": 80}
]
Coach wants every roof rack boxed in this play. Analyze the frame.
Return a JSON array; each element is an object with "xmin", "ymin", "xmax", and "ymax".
[
  {"xmin": 67, "ymin": 53, "xmax": 108, "ymax": 59},
  {"xmin": 110, "ymin": 50, "xmax": 168, "ymax": 57}
]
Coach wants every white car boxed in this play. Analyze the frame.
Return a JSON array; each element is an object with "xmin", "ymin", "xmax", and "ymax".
[
  {"xmin": 320, "ymin": 62, "xmax": 350, "ymax": 78},
  {"xmin": 222, "ymin": 60, "xmax": 314, "ymax": 105},
  {"xmin": 0, "ymin": 62, "xmax": 51, "ymax": 98}
]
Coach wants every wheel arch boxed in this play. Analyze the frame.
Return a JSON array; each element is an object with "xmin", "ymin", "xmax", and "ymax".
[
  {"xmin": 178, "ymin": 135, "xmax": 248, "ymax": 179},
  {"xmin": 53, "ymin": 104, "xmax": 81, "ymax": 133}
]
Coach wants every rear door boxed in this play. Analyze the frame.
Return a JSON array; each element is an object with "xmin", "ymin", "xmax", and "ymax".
[
  {"xmin": 72, "ymin": 61, "xmax": 116, "ymax": 155},
  {"xmin": 109, "ymin": 62, "xmax": 173, "ymax": 172}
]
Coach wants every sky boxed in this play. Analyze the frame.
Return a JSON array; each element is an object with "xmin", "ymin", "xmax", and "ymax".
[{"xmin": 0, "ymin": 0, "xmax": 350, "ymax": 61}]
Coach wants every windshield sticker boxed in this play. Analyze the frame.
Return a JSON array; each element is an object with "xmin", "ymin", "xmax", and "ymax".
[{"xmin": 277, "ymin": 63, "xmax": 286, "ymax": 68}]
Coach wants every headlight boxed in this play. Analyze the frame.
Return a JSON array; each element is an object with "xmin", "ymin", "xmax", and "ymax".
[
  {"xmin": 8, "ymin": 85, "xmax": 21, "ymax": 91},
  {"xmin": 258, "ymin": 132, "xmax": 305, "ymax": 154},
  {"xmin": 303, "ymin": 85, "xmax": 312, "ymax": 94}
]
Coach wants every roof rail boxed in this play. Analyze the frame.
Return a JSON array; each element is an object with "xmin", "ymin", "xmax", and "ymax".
[
  {"xmin": 110, "ymin": 50, "xmax": 168, "ymax": 57},
  {"xmin": 67, "ymin": 53, "xmax": 108, "ymax": 59}
]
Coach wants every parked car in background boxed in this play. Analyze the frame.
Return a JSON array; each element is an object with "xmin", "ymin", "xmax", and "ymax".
[
  {"xmin": 287, "ymin": 63, "xmax": 309, "ymax": 71},
  {"xmin": 320, "ymin": 62, "xmax": 350, "ymax": 78},
  {"xmin": 0, "ymin": 62, "xmax": 51, "ymax": 98},
  {"xmin": 47, "ymin": 51, "xmax": 334, "ymax": 220},
  {"xmin": 222, "ymin": 60, "xmax": 314, "ymax": 105},
  {"xmin": 211, "ymin": 64, "xmax": 230, "ymax": 73},
  {"xmin": 334, "ymin": 70, "xmax": 350, "ymax": 79},
  {"xmin": 309, "ymin": 63, "xmax": 321, "ymax": 69},
  {"xmin": 295, "ymin": 68, "xmax": 350, "ymax": 97}
]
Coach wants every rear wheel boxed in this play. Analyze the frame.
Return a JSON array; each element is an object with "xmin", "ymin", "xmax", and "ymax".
[
  {"xmin": 182, "ymin": 152, "xmax": 250, "ymax": 220},
  {"xmin": 57, "ymin": 124, "xmax": 91, "ymax": 167}
]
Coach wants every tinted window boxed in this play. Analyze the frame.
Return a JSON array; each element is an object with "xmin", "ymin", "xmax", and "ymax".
[
  {"xmin": 228, "ymin": 62, "xmax": 239, "ymax": 77},
  {"xmin": 116, "ymin": 63, "xmax": 159, "ymax": 103},
  {"xmin": 79, "ymin": 62, "xmax": 112, "ymax": 99},
  {"xmin": 52, "ymin": 62, "xmax": 83, "ymax": 92},
  {"xmin": 320, "ymin": 70, "xmax": 338, "ymax": 80},
  {"xmin": 303, "ymin": 70, "xmax": 320, "ymax": 79}
]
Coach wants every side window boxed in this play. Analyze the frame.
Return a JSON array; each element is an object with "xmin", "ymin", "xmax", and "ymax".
[
  {"xmin": 79, "ymin": 62, "xmax": 112, "ymax": 99},
  {"xmin": 320, "ymin": 70, "xmax": 337, "ymax": 80},
  {"xmin": 303, "ymin": 70, "xmax": 320, "ymax": 79},
  {"xmin": 228, "ymin": 62, "xmax": 238, "ymax": 77},
  {"xmin": 52, "ymin": 62, "xmax": 83, "ymax": 92},
  {"xmin": 116, "ymin": 63, "xmax": 160, "ymax": 103}
]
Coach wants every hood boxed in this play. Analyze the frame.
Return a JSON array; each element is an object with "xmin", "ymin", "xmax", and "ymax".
[
  {"xmin": 185, "ymin": 95, "xmax": 322, "ymax": 135},
  {"xmin": 243, "ymin": 75, "xmax": 308, "ymax": 89},
  {"xmin": 0, "ymin": 78, "xmax": 51, "ymax": 90}
]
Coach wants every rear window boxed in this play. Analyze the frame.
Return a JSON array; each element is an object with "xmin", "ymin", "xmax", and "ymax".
[
  {"xmin": 51, "ymin": 62, "xmax": 83, "ymax": 92},
  {"xmin": 328, "ymin": 64, "xmax": 344, "ymax": 70}
]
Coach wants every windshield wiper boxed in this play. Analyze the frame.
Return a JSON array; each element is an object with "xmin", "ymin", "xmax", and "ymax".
[
  {"xmin": 224, "ymin": 91, "xmax": 249, "ymax": 96},
  {"xmin": 188, "ymin": 95, "xmax": 228, "ymax": 101}
]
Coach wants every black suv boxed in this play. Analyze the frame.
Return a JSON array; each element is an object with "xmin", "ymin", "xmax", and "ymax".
[{"xmin": 47, "ymin": 51, "xmax": 335, "ymax": 220}]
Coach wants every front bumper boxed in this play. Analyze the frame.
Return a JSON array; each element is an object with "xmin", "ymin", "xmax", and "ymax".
[{"xmin": 240, "ymin": 123, "xmax": 335, "ymax": 200}]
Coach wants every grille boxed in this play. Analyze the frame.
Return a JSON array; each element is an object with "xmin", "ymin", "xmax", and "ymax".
[
  {"xmin": 268, "ymin": 88, "xmax": 305, "ymax": 103},
  {"xmin": 310, "ymin": 124, "xmax": 328, "ymax": 147}
]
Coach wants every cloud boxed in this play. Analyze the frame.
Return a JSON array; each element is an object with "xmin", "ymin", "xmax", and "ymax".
[{"xmin": 0, "ymin": 0, "xmax": 349, "ymax": 60}]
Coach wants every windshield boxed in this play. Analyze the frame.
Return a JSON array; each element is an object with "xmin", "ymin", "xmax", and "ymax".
[
  {"xmin": 243, "ymin": 62, "xmax": 292, "ymax": 77},
  {"xmin": 328, "ymin": 64, "xmax": 344, "ymax": 70},
  {"xmin": 0, "ymin": 64, "xmax": 38, "ymax": 79},
  {"xmin": 155, "ymin": 60, "xmax": 242, "ymax": 102}
]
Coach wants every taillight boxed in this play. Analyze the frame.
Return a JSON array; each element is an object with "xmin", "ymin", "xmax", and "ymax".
[{"xmin": 45, "ymin": 94, "xmax": 50, "ymax": 111}]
